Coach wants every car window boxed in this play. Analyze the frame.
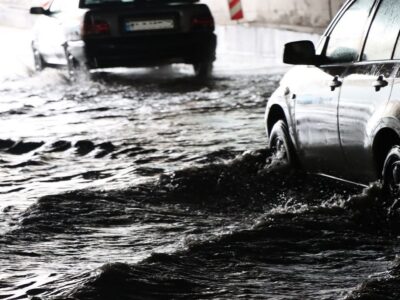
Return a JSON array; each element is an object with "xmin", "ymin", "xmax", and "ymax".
[
  {"xmin": 325, "ymin": 0, "xmax": 375, "ymax": 63},
  {"xmin": 363, "ymin": 0, "xmax": 400, "ymax": 61}
]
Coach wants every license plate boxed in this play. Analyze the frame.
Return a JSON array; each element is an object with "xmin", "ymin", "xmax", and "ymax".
[{"xmin": 125, "ymin": 19, "xmax": 174, "ymax": 31}]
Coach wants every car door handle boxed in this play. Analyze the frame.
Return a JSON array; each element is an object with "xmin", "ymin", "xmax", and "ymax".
[
  {"xmin": 330, "ymin": 76, "xmax": 342, "ymax": 91},
  {"xmin": 373, "ymin": 75, "xmax": 388, "ymax": 92}
]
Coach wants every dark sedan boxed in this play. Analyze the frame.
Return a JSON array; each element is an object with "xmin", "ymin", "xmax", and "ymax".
[{"xmin": 30, "ymin": 0, "xmax": 217, "ymax": 78}]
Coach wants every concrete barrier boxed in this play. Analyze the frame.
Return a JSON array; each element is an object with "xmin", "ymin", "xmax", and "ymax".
[
  {"xmin": 214, "ymin": 25, "xmax": 321, "ymax": 71},
  {"xmin": 202, "ymin": 0, "xmax": 346, "ymax": 33},
  {"xmin": 203, "ymin": 0, "xmax": 345, "ymax": 69}
]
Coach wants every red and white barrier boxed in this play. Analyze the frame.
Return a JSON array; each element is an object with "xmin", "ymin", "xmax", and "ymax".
[
  {"xmin": 228, "ymin": 0, "xmax": 244, "ymax": 20},
  {"xmin": 41, "ymin": 0, "xmax": 51, "ymax": 9}
]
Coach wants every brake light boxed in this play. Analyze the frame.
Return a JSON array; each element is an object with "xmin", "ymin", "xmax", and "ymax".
[
  {"xmin": 83, "ymin": 20, "xmax": 111, "ymax": 36},
  {"xmin": 191, "ymin": 17, "xmax": 214, "ymax": 30}
]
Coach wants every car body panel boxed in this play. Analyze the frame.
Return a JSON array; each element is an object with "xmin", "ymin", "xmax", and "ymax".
[
  {"xmin": 265, "ymin": 75, "xmax": 296, "ymax": 144},
  {"xmin": 292, "ymin": 65, "xmax": 347, "ymax": 176},
  {"xmin": 33, "ymin": 14, "xmax": 67, "ymax": 64},
  {"xmin": 381, "ymin": 68, "xmax": 400, "ymax": 139},
  {"xmin": 338, "ymin": 63, "xmax": 397, "ymax": 181}
]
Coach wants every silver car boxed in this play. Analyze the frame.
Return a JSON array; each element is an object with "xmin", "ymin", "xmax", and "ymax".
[{"xmin": 265, "ymin": 0, "xmax": 400, "ymax": 194}]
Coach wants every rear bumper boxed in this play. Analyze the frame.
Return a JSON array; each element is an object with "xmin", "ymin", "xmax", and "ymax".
[{"xmin": 71, "ymin": 32, "xmax": 216, "ymax": 69}]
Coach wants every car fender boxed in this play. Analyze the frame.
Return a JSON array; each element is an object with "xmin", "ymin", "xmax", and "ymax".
[
  {"xmin": 265, "ymin": 89, "xmax": 290, "ymax": 131},
  {"xmin": 369, "ymin": 105, "xmax": 400, "ymax": 145},
  {"xmin": 365, "ymin": 117, "xmax": 400, "ymax": 146},
  {"xmin": 265, "ymin": 67, "xmax": 302, "ymax": 147}
]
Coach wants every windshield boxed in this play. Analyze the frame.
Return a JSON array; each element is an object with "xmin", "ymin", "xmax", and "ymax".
[{"xmin": 81, "ymin": 0, "xmax": 198, "ymax": 7}]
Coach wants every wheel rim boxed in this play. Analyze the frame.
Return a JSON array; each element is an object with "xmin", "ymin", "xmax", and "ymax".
[
  {"xmin": 268, "ymin": 135, "xmax": 289, "ymax": 166},
  {"xmin": 385, "ymin": 159, "xmax": 400, "ymax": 197}
]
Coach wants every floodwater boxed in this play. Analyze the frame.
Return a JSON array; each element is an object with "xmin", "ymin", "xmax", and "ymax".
[{"xmin": 1, "ymin": 67, "xmax": 400, "ymax": 300}]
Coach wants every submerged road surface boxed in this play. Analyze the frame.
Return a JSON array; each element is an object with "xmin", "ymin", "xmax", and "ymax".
[{"xmin": 1, "ymin": 68, "xmax": 400, "ymax": 300}]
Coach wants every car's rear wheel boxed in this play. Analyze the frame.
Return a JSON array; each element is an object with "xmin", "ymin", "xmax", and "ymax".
[
  {"xmin": 193, "ymin": 61, "xmax": 213, "ymax": 79},
  {"xmin": 267, "ymin": 120, "xmax": 295, "ymax": 168},
  {"xmin": 32, "ymin": 44, "xmax": 45, "ymax": 72},
  {"xmin": 382, "ymin": 146, "xmax": 400, "ymax": 197}
]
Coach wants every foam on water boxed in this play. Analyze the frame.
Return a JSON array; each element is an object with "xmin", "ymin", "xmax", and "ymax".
[
  {"xmin": 1, "ymin": 46, "xmax": 399, "ymax": 299},
  {"xmin": 4, "ymin": 149, "xmax": 400, "ymax": 299}
]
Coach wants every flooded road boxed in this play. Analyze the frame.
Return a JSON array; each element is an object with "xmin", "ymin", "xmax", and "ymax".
[{"xmin": 1, "ymin": 67, "xmax": 400, "ymax": 300}]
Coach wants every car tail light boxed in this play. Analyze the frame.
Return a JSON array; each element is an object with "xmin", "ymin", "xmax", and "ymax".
[
  {"xmin": 83, "ymin": 19, "xmax": 111, "ymax": 36},
  {"xmin": 191, "ymin": 17, "xmax": 215, "ymax": 30}
]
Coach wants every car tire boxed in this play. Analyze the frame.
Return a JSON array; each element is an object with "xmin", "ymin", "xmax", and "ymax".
[
  {"xmin": 32, "ymin": 44, "xmax": 45, "ymax": 72},
  {"xmin": 193, "ymin": 61, "xmax": 213, "ymax": 79},
  {"xmin": 267, "ymin": 120, "xmax": 296, "ymax": 168},
  {"xmin": 382, "ymin": 146, "xmax": 400, "ymax": 197}
]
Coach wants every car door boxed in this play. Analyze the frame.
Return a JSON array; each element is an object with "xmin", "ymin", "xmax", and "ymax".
[
  {"xmin": 293, "ymin": 0, "xmax": 375, "ymax": 177},
  {"xmin": 387, "ymin": 33, "xmax": 400, "ymax": 134},
  {"xmin": 338, "ymin": 0, "xmax": 400, "ymax": 182}
]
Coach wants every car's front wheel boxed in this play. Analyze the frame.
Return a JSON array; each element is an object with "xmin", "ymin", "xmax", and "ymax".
[
  {"xmin": 382, "ymin": 146, "xmax": 400, "ymax": 197},
  {"xmin": 267, "ymin": 120, "xmax": 295, "ymax": 169}
]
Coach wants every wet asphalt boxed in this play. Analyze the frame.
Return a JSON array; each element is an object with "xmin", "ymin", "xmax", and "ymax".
[{"xmin": 1, "ymin": 67, "xmax": 400, "ymax": 300}]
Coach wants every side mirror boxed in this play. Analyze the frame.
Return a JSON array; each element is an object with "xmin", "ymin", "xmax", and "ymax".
[
  {"xmin": 29, "ymin": 7, "xmax": 47, "ymax": 15},
  {"xmin": 283, "ymin": 40, "xmax": 319, "ymax": 65}
]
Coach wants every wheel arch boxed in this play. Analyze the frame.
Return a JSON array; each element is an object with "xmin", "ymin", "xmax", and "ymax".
[
  {"xmin": 372, "ymin": 127, "xmax": 400, "ymax": 177},
  {"xmin": 266, "ymin": 104, "xmax": 288, "ymax": 135}
]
